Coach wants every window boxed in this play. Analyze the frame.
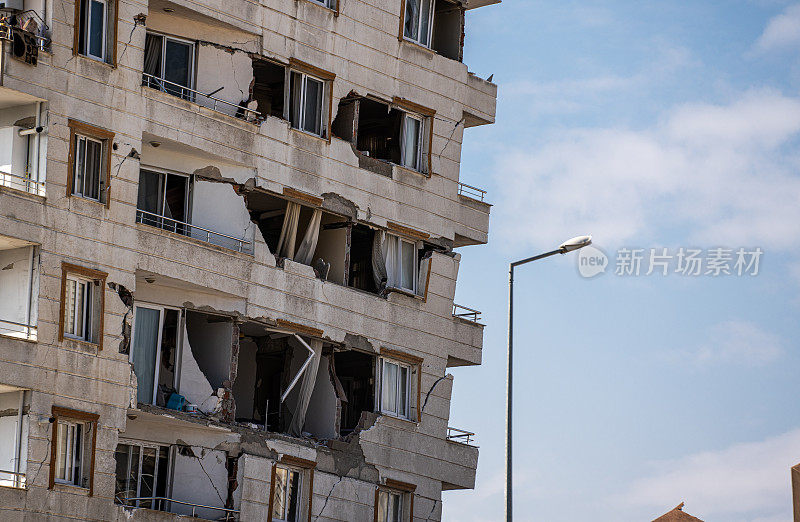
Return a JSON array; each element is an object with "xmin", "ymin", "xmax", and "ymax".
[
  {"xmin": 49, "ymin": 407, "xmax": 98, "ymax": 495},
  {"xmin": 74, "ymin": 0, "xmax": 118, "ymax": 65},
  {"xmin": 59, "ymin": 263, "xmax": 107, "ymax": 347},
  {"xmin": 136, "ymin": 169, "xmax": 192, "ymax": 234},
  {"xmin": 271, "ymin": 466, "xmax": 301, "ymax": 522},
  {"xmin": 378, "ymin": 349, "xmax": 422, "ymax": 422},
  {"xmin": 64, "ymin": 276, "xmax": 93, "ymax": 341},
  {"xmin": 143, "ymin": 32, "xmax": 195, "ymax": 100},
  {"xmin": 290, "ymin": 71, "xmax": 325, "ymax": 136},
  {"xmin": 308, "ymin": 0, "xmax": 337, "ymax": 10},
  {"xmin": 114, "ymin": 442, "xmax": 171, "ymax": 509},
  {"xmin": 403, "ymin": 0, "xmax": 434, "ymax": 47},
  {"xmin": 67, "ymin": 120, "xmax": 114, "ymax": 206},
  {"xmin": 268, "ymin": 457, "xmax": 315, "ymax": 522},
  {"xmin": 400, "ymin": 114, "xmax": 423, "ymax": 171},
  {"xmin": 374, "ymin": 481, "xmax": 415, "ymax": 522},
  {"xmin": 385, "ymin": 235, "xmax": 418, "ymax": 293},
  {"xmin": 377, "ymin": 490, "xmax": 403, "ymax": 522},
  {"xmin": 130, "ymin": 305, "xmax": 181, "ymax": 406},
  {"xmin": 380, "ymin": 358, "xmax": 411, "ymax": 419}
]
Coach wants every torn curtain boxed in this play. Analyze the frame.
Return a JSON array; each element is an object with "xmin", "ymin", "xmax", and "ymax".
[{"xmin": 288, "ymin": 338, "xmax": 323, "ymax": 437}]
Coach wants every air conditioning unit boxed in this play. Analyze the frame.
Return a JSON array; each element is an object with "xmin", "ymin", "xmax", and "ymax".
[{"xmin": 0, "ymin": 0, "xmax": 24, "ymax": 11}]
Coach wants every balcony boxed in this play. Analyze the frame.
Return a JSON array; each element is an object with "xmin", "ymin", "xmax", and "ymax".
[
  {"xmin": 136, "ymin": 209, "xmax": 253, "ymax": 254},
  {"xmin": 0, "ymin": 171, "xmax": 44, "ymax": 197},
  {"xmin": 119, "ymin": 498, "xmax": 238, "ymax": 521},
  {"xmin": 0, "ymin": 236, "xmax": 38, "ymax": 342},
  {"xmin": 142, "ymin": 74, "xmax": 260, "ymax": 123},
  {"xmin": 446, "ymin": 426, "xmax": 477, "ymax": 446},
  {"xmin": 452, "ymin": 303, "xmax": 482, "ymax": 323}
]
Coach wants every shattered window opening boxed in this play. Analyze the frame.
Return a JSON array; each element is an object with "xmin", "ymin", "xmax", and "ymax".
[
  {"xmin": 334, "ymin": 350, "xmax": 375, "ymax": 435},
  {"xmin": 431, "ymin": 0, "xmax": 464, "ymax": 61},
  {"xmin": 252, "ymin": 58, "xmax": 286, "ymax": 120}
]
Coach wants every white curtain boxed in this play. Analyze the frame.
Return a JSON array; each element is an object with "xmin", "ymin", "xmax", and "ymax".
[
  {"xmin": 383, "ymin": 234, "xmax": 399, "ymax": 288},
  {"xmin": 294, "ymin": 209, "xmax": 322, "ymax": 265},
  {"xmin": 288, "ymin": 338, "xmax": 323, "ymax": 437},
  {"xmin": 371, "ymin": 231, "xmax": 399, "ymax": 289},
  {"xmin": 372, "ymin": 230, "xmax": 387, "ymax": 288},
  {"xmin": 276, "ymin": 202, "xmax": 301, "ymax": 258}
]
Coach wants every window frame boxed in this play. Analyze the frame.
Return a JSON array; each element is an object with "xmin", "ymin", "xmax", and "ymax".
[
  {"xmin": 136, "ymin": 166, "xmax": 194, "ymax": 234},
  {"xmin": 286, "ymin": 58, "xmax": 336, "ymax": 141},
  {"xmin": 399, "ymin": 0, "xmax": 435, "ymax": 47},
  {"xmin": 400, "ymin": 112, "xmax": 424, "ymax": 172},
  {"xmin": 114, "ymin": 439, "xmax": 173, "ymax": 509},
  {"xmin": 59, "ymin": 262, "xmax": 107, "ymax": 348},
  {"xmin": 63, "ymin": 275, "xmax": 93, "ymax": 342},
  {"xmin": 67, "ymin": 120, "xmax": 115, "ymax": 208},
  {"xmin": 377, "ymin": 349, "xmax": 422, "ymax": 423},
  {"xmin": 391, "ymin": 97, "xmax": 435, "ymax": 175},
  {"xmin": 379, "ymin": 358, "xmax": 412, "ymax": 419},
  {"xmin": 267, "ymin": 455, "xmax": 316, "ymax": 522},
  {"xmin": 143, "ymin": 31, "xmax": 197, "ymax": 101},
  {"xmin": 49, "ymin": 406, "xmax": 99, "ymax": 496},
  {"xmin": 72, "ymin": 134, "xmax": 105, "ymax": 201},
  {"xmin": 373, "ymin": 480, "xmax": 416, "ymax": 522},
  {"xmin": 83, "ymin": 0, "xmax": 108, "ymax": 61},
  {"xmin": 129, "ymin": 303, "xmax": 183, "ymax": 406},
  {"xmin": 73, "ymin": 0, "xmax": 119, "ymax": 66}
]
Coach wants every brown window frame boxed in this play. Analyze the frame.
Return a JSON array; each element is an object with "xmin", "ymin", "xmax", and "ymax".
[
  {"xmin": 378, "ymin": 348, "xmax": 423, "ymax": 423},
  {"xmin": 72, "ymin": 0, "xmax": 120, "ymax": 67},
  {"xmin": 288, "ymin": 58, "xmax": 336, "ymax": 143},
  {"xmin": 48, "ymin": 406, "xmax": 99, "ymax": 496},
  {"xmin": 391, "ymin": 97, "xmax": 435, "ymax": 176},
  {"xmin": 66, "ymin": 120, "xmax": 115, "ymax": 208},
  {"xmin": 58, "ymin": 262, "xmax": 107, "ymax": 349},
  {"xmin": 267, "ymin": 455, "xmax": 316, "ymax": 522},
  {"xmin": 374, "ymin": 479, "xmax": 416, "ymax": 522}
]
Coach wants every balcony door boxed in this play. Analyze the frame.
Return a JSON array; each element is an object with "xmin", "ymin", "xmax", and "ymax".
[
  {"xmin": 136, "ymin": 169, "xmax": 192, "ymax": 235},
  {"xmin": 143, "ymin": 32, "xmax": 195, "ymax": 100},
  {"xmin": 130, "ymin": 305, "xmax": 181, "ymax": 407}
]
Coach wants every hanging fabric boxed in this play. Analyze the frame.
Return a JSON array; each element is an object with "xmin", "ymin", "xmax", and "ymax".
[
  {"xmin": 383, "ymin": 234, "xmax": 399, "ymax": 288},
  {"xmin": 372, "ymin": 230, "xmax": 388, "ymax": 289},
  {"xmin": 275, "ymin": 202, "xmax": 301, "ymax": 258},
  {"xmin": 294, "ymin": 208, "xmax": 322, "ymax": 265},
  {"xmin": 288, "ymin": 338, "xmax": 323, "ymax": 437}
]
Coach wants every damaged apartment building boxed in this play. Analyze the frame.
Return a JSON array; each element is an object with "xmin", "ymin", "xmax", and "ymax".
[{"xmin": 0, "ymin": 0, "xmax": 498, "ymax": 519}]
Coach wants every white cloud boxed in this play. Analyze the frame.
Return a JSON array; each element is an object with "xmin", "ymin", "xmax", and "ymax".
[
  {"xmin": 754, "ymin": 4, "xmax": 800, "ymax": 52},
  {"xmin": 493, "ymin": 89, "xmax": 800, "ymax": 251},
  {"xmin": 686, "ymin": 320, "xmax": 784, "ymax": 366},
  {"xmin": 618, "ymin": 428, "xmax": 800, "ymax": 520}
]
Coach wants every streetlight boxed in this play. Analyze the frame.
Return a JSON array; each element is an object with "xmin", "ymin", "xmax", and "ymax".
[{"xmin": 505, "ymin": 235, "xmax": 592, "ymax": 522}]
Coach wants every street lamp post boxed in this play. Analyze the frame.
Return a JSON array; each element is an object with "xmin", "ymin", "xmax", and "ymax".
[{"xmin": 505, "ymin": 235, "xmax": 592, "ymax": 522}]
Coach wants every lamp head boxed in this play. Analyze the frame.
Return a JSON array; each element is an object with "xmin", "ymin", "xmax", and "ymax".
[{"xmin": 559, "ymin": 235, "xmax": 592, "ymax": 253}]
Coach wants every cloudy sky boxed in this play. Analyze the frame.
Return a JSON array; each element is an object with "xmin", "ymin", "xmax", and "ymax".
[{"xmin": 444, "ymin": 1, "xmax": 800, "ymax": 520}]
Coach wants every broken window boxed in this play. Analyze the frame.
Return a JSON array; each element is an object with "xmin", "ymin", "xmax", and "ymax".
[
  {"xmin": 247, "ymin": 191, "xmax": 325, "ymax": 266},
  {"xmin": 0, "ymin": 241, "xmax": 39, "ymax": 342},
  {"xmin": 143, "ymin": 32, "xmax": 195, "ymax": 100},
  {"xmin": 49, "ymin": 407, "xmax": 98, "ymax": 494},
  {"xmin": 252, "ymin": 58, "xmax": 286, "ymax": 119},
  {"xmin": 431, "ymin": 0, "xmax": 464, "ymax": 61},
  {"xmin": 404, "ymin": 0, "xmax": 434, "ymax": 46},
  {"xmin": 75, "ymin": 0, "xmax": 117, "ymax": 65},
  {"xmin": 290, "ymin": 71, "xmax": 326, "ymax": 137},
  {"xmin": 271, "ymin": 465, "xmax": 301, "ymax": 522},
  {"xmin": 355, "ymin": 98, "xmax": 402, "ymax": 164},
  {"xmin": 136, "ymin": 169, "xmax": 192, "ymax": 235},
  {"xmin": 130, "ymin": 305, "xmax": 181, "ymax": 406},
  {"xmin": 59, "ymin": 263, "xmax": 106, "ymax": 346},
  {"xmin": 114, "ymin": 441, "xmax": 171, "ymax": 510},
  {"xmin": 0, "ymin": 388, "xmax": 28, "ymax": 489},
  {"xmin": 348, "ymin": 225, "xmax": 378, "ymax": 293},
  {"xmin": 68, "ymin": 120, "xmax": 113, "ymax": 205},
  {"xmin": 333, "ymin": 350, "xmax": 375, "ymax": 435}
]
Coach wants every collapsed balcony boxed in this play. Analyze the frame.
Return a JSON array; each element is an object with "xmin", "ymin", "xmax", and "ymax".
[
  {"xmin": 0, "ymin": 235, "xmax": 39, "ymax": 341},
  {"xmin": 0, "ymin": 91, "xmax": 47, "ymax": 197}
]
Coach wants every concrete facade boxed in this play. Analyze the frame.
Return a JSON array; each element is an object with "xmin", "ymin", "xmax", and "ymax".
[{"xmin": 0, "ymin": 0, "xmax": 497, "ymax": 519}]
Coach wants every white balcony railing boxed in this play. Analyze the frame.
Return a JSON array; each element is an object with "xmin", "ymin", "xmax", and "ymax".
[
  {"xmin": 0, "ymin": 469, "xmax": 26, "ymax": 489},
  {"xmin": 142, "ymin": 73, "xmax": 261, "ymax": 121},
  {"xmin": 452, "ymin": 303, "xmax": 481, "ymax": 323},
  {"xmin": 0, "ymin": 171, "xmax": 45, "ymax": 197},
  {"xmin": 447, "ymin": 427, "xmax": 476, "ymax": 445},
  {"xmin": 0, "ymin": 320, "xmax": 37, "ymax": 342},
  {"xmin": 458, "ymin": 182, "xmax": 487, "ymax": 202},
  {"xmin": 136, "ymin": 209, "xmax": 253, "ymax": 254},
  {"xmin": 120, "ymin": 497, "xmax": 239, "ymax": 520}
]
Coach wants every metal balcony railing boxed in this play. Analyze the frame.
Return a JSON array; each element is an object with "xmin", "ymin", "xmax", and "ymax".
[
  {"xmin": 120, "ymin": 497, "xmax": 239, "ymax": 520},
  {"xmin": 452, "ymin": 303, "xmax": 481, "ymax": 323},
  {"xmin": 142, "ymin": 73, "xmax": 261, "ymax": 121},
  {"xmin": 136, "ymin": 209, "xmax": 253, "ymax": 254},
  {"xmin": 0, "ymin": 319, "xmax": 37, "ymax": 342},
  {"xmin": 0, "ymin": 469, "xmax": 26, "ymax": 489},
  {"xmin": 458, "ymin": 182, "xmax": 487, "ymax": 202},
  {"xmin": 0, "ymin": 171, "xmax": 45, "ymax": 197},
  {"xmin": 447, "ymin": 427, "xmax": 476, "ymax": 445}
]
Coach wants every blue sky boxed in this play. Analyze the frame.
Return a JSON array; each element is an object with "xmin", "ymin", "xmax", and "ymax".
[{"xmin": 444, "ymin": 1, "xmax": 800, "ymax": 520}]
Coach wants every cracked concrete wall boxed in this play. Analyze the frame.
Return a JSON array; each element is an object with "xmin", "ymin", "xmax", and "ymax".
[{"xmin": 171, "ymin": 445, "xmax": 230, "ymax": 518}]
